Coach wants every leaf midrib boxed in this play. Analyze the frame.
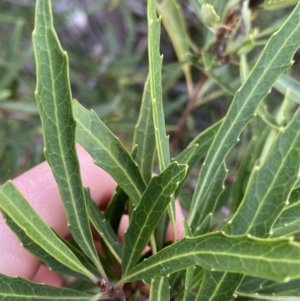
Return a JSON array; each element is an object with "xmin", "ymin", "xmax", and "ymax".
[
  {"xmin": 1, "ymin": 190, "xmax": 87, "ymax": 275},
  {"xmin": 123, "ymin": 237, "xmax": 299, "ymax": 280},
  {"xmin": 206, "ymin": 272, "xmax": 228, "ymax": 301},
  {"xmin": 123, "ymin": 171, "xmax": 180, "ymax": 273},
  {"xmin": 245, "ymin": 128, "xmax": 300, "ymax": 232},
  {"xmin": 75, "ymin": 111, "xmax": 143, "ymax": 203},
  {"xmin": 43, "ymin": 28, "xmax": 96, "ymax": 262}
]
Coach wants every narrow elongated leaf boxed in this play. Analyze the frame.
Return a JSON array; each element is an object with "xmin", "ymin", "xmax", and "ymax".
[
  {"xmin": 288, "ymin": 186, "xmax": 300, "ymax": 205},
  {"xmin": 230, "ymin": 128, "xmax": 270, "ymax": 211},
  {"xmin": 257, "ymin": 279, "xmax": 300, "ymax": 295},
  {"xmin": 157, "ymin": 0, "xmax": 193, "ymax": 95},
  {"xmin": 183, "ymin": 267, "xmax": 194, "ymax": 301},
  {"xmin": 0, "ymin": 181, "xmax": 94, "ymax": 281},
  {"xmin": 204, "ymin": 107, "xmax": 300, "ymax": 301},
  {"xmin": 238, "ymin": 292, "xmax": 300, "ymax": 301},
  {"xmin": 73, "ymin": 99, "xmax": 146, "ymax": 206},
  {"xmin": 272, "ymin": 200, "xmax": 300, "ymax": 237},
  {"xmin": 122, "ymin": 162, "xmax": 187, "ymax": 275},
  {"xmin": 182, "ymin": 221, "xmax": 194, "ymax": 301},
  {"xmin": 104, "ymin": 185, "xmax": 128, "ymax": 233},
  {"xmin": 257, "ymin": 104, "xmax": 281, "ymax": 129},
  {"xmin": 188, "ymin": 2, "xmax": 300, "ymax": 231},
  {"xmin": 173, "ymin": 119, "xmax": 222, "ymax": 195},
  {"xmin": 195, "ymin": 271, "xmax": 242, "ymax": 301},
  {"xmin": 85, "ymin": 190, "xmax": 122, "ymax": 263},
  {"xmin": 133, "ymin": 76, "xmax": 155, "ymax": 184},
  {"xmin": 1, "ymin": 211, "xmax": 98, "ymax": 281},
  {"xmin": 121, "ymin": 232, "xmax": 300, "ymax": 283},
  {"xmin": 193, "ymin": 213, "xmax": 212, "ymax": 236},
  {"xmin": 275, "ymin": 74, "xmax": 300, "ymax": 104},
  {"xmin": 32, "ymin": 0, "xmax": 101, "ymax": 273},
  {"xmin": 0, "ymin": 274, "xmax": 94, "ymax": 301},
  {"xmin": 148, "ymin": 0, "xmax": 177, "ymax": 239},
  {"xmin": 238, "ymin": 276, "xmax": 270, "ymax": 294},
  {"xmin": 227, "ymin": 107, "xmax": 300, "ymax": 237},
  {"xmin": 148, "ymin": 0, "xmax": 170, "ymax": 171},
  {"xmin": 238, "ymin": 276, "xmax": 300, "ymax": 295},
  {"xmin": 264, "ymin": 0, "xmax": 299, "ymax": 10},
  {"xmin": 149, "ymin": 277, "xmax": 170, "ymax": 301}
]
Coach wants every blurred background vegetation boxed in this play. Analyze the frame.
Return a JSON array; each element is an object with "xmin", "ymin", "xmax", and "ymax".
[{"xmin": 1, "ymin": 0, "xmax": 299, "ymax": 214}]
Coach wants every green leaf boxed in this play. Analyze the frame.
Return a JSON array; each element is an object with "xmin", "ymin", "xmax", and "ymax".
[
  {"xmin": 193, "ymin": 213, "xmax": 212, "ymax": 237},
  {"xmin": 195, "ymin": 271, "xmax": 242, "ymax": 301},
  {"xmin": 73, "ymin": 99, "xmax": 146, "ymax": 206},
  {"xmin": 0, "ymin": 274, "xmax": 94, "ymax": 301},
  {"xmin": 272, "ymin": 200, "xmax": 300, "ymax": 238},
  {"xmin": 288, "ymin": 186, "xmax": 300, "ymax": 205},
  {"xmin": 188, "ymin": 2, "xmax": 300, "ymax": 231},
  {"xmin": 149, "ymin": 277, "xmax": 170, "ymax": 301},
  {"xmin": 229, "ymin": 129, "xmax": 270, "ymax": 211},
  {"xmin": 257, "ymin": 279, "xmax": 300, "ymax": 295},
  {"xmin": 1, "ymin": 211, "xmax": 99, "ymax": 281},
  {"xmin": 173, "ymin": 119, "xmax": 223, "ymax": 196},
  {"xmin": 133, "ymin": 76, "xmax": 155, "ymax": 184},
  {"xmin": 182, "ymin": 219, "xmax": 195, "ymax": 301},
  {"xmin": 200, "ymin": 4, "xmax": 220, "ymax": 28},
  {"xmin": 264, "ymin": 0, "xmax": 299, "ymax": 10},
  {"xmin": 182, "ymin": 220, "xmax": 194, "ymax": 301},
  {"xmin": 104, "ymin": 185, "xmax": 128, "ymax": 233},
  {"xmin": 239, "ymin": 276, "xmax": 300, "ymax": 295},
  {"xmin": 148, "ymin": 0, "xmax": 177, "ymax": 241},
  {"xmin": 157, "ymin": 0, "xmax": 194, "ymax": 95},
  {"xmin": 121, "ymin": 232, "xmax": 300, "ymax": 283},
  {"xmin": 0, "ymin": 181, "xmax": 94, "ymax": 281},
  {"xmin": 227, "ymin": 107, "xmax": 300, "ymax": 237},
  {"xmin": 122, "ymin": 162, "xmax": 187, "ymax": 275},
  {"xmin": 85, "ymin": 189, "xmax": 122, "ymax": 263},
  {"xmin": 238, "ymin": 292, "xmax": 300, "ymax": 301},
  {"xmin": 274, "ymin": 74, "xmax": 300, "ymax": 104},
  {"xmin": 148, "ymin": 0, "xmax": 170, "ymax": 171},
  {"xmin": 218, "ymin": 107, "xmax": 300, "ymax": 301},
  {"xmin": 183, "ymin": 267, "xmax": 194, "ymax": 301},
  {"xmin": 257, "ymin": 104, "xmax": 281, "ymax": 130},
  {"xmin": 32, "ymin": 0, "xmax": 101, "ymax": 274}
]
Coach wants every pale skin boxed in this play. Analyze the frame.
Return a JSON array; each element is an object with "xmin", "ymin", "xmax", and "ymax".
[{"xmin": 0, "ymin": 145, "xmax": 184, "ymax": 286}]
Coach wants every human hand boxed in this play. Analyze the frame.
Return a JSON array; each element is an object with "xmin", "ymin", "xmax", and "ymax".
[{"xmin": 0, "ymin": 145, "xmax": 184, "ymax": 286}]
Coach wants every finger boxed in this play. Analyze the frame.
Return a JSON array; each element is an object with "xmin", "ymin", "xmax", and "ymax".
[
  {"xmin": 166, "ymin": 200, "xmax": 185, "ymax": 241},
  {"xmin": 0, "ymin": 144, "xmax": 116, "ymax": 279},
  {"xmin": 32, "ymin": 264, "xmax": 65, "ymax": 287}
]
